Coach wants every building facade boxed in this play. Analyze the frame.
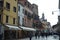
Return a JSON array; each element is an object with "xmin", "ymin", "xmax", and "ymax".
[
  {"xmin": 32, "ymin": 4, "xmax": 38, "ymax": 15},
  {"xmin": 52, "ymin": 16, "xmax": 60, "ymax": 33},
  {"xmin": 0, "ymin": 0, "xmax": 39, "ymax": 39},
  {"xmin": 18, "ymin": 0, "xmax": 33, "ymax": 28},
  {"xmin": 40, "ymin": 13, "xmax": 51, "ymax": 33},
  {"xmin": 3, "ymin": 0, "xmax": 18, "ymax": 26},
  {"xmin": 18, "ymin": 3, "xmax": 24, "ymax": 26},
  {"xmin": 0, "ymin": 0, "xmax": 19, "ymax": 39},
  {"xmin": 32, "ymin": 4, "xmax": 39, "ymax": 28},
  {"xmin": 18, "ymin": 0, "xmax": 36, "ymax": 38},
  {"xmin": 20, "ymin": 0, "xmax": 33, "ymax": 27}
]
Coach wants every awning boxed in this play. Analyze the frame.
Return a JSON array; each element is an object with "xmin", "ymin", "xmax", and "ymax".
[
  {"xmin": 5, "ymin": 25, "xmax": 36, "ymax": 31},
  {"xmin": 20, "ymin": 26, "xmax": 36, "ymax": 31},
  {"xmin": 6, "ymin": 25, "xmax": 21, "ymax": 30}
]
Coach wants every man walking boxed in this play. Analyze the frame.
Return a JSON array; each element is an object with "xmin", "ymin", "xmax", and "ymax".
[{"xmin": 29, "ymin": 32, "xmax": 32, "ymax": 40}]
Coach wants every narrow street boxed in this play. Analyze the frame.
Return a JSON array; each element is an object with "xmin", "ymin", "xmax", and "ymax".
[{"xmin": 0, "ymin": 0, "xmax": 60, "ymax": 40}]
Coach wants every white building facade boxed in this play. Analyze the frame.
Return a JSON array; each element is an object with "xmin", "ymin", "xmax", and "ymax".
[
  {"xmin": 18, "ymin": 3, "xmax": 24, "ymax": 26},
  {"xmin": 18, "ymin": 2, "xmax": 36, "ymax": 31}
]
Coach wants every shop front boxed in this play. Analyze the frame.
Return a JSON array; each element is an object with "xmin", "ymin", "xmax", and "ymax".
[
  {"xmin": 4, "ymin": 25, "xmax": 21, "ymax": 40},
  {"xmin": 4, "ymin": 25, "xmax": 36, "ymax": 40},
  {"xmin": 19, "ymin": 26, "xmax": 36, "ymax": 38}
]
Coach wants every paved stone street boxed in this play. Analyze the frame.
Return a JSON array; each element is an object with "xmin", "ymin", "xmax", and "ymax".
[
  {"xmin": 6, "ymin": 35, "xmax": 59, "ymax": 40},
  {"xmin": 18, "ymin": 35, "xmax": 59, "ymax": 40}
]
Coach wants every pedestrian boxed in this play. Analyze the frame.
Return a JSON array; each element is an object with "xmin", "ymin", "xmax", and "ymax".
[
  {"xmin": 38, "ymin": 32, "xmax": 40, "ymax": 38},
  {"xmin": 29, "ymin": 32, "xmax": 32, "ymax": 40},
  {"xmin": 35, "ymin": 32, "xmax": 38, "ymax": 39}
]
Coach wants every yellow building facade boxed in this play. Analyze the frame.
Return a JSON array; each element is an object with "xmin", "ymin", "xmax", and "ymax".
[
  {"xmin": 3, "ymin": 0, "xmax": 18, "ymax": 26},
  {"xmin": 1, "ymin": 0, "xmax": 20, "ymax": 39}
]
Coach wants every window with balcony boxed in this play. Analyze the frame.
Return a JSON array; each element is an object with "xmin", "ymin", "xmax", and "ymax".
[{"xmin": 6, "ymin": 2, "xmax": 10, "ymax": 10}]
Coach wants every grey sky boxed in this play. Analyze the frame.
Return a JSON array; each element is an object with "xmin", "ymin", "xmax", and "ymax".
[{"xmin": 28, "ymin": 0, "xmax": 59, "ymax": 26}]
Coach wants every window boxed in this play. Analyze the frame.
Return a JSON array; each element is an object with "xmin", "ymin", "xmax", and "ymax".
[
  {"xmin": 22, "ymin": 18, "xmax": 24, "ymax": 26},
  {"xmin": 6, "ymin": 15, "xmax": 9, "ymax": 23},
  {"xmin": 18, "ymin": 6, "xmax": 20, "ymax": 11},
  {"xmin": 13, "ymin": 7, "xmax": 16, "ymax": 12},
  {"xmin": 6, "ymin": 2, "xmax": 10, "ymax": 10},
  {"xmin": 0, "ymin": 1, "xmax": 3, "ymax": 9},
  {"xmin": 25, "ymin": 2, "xmax": 27, "ymax": 5},
  {"xmin": 0, "ymin": 15, "xmax": 1, "ymax": 21},
  {"xmin": 18, "ymin": 16, "xmax": 20, "ymax": 24},
  {"xmin": 27, "ymin": 13, "xmax": 32, "ymax": 19},
  {"xmin": 18, "ymin": 16, "xmax": 20, "ymax": 21},
  {"xmin": 25, "ymin": 10, "xmax": 27, "ymax": 15},
  {"xmin": 13, "ymin": 18, "xmax": 15, "ymax": 24},
  {"xmin": 15, "ymin": 0, "xmax": 16, "ymax": 1},
  {"xmin": 28, "ymin": 4, "xmax": 29, "ymax": 8},
  {"xmin": 23, "ymin": 9, "xmax": 24, "ymax": 13}
]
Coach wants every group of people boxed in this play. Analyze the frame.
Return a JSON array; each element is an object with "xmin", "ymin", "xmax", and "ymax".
[
  {"xmin": 35, "ymin": 31, "xmax": 40, "ymax": 39},
  {"xmin": 29, "ymin": 31, "xmax": 40, "ymax": 40}
]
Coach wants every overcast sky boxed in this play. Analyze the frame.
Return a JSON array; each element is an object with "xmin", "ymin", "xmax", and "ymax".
[{"xmin": 28, "ymin": 0, "xmax": 59, "ymax": 26}]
